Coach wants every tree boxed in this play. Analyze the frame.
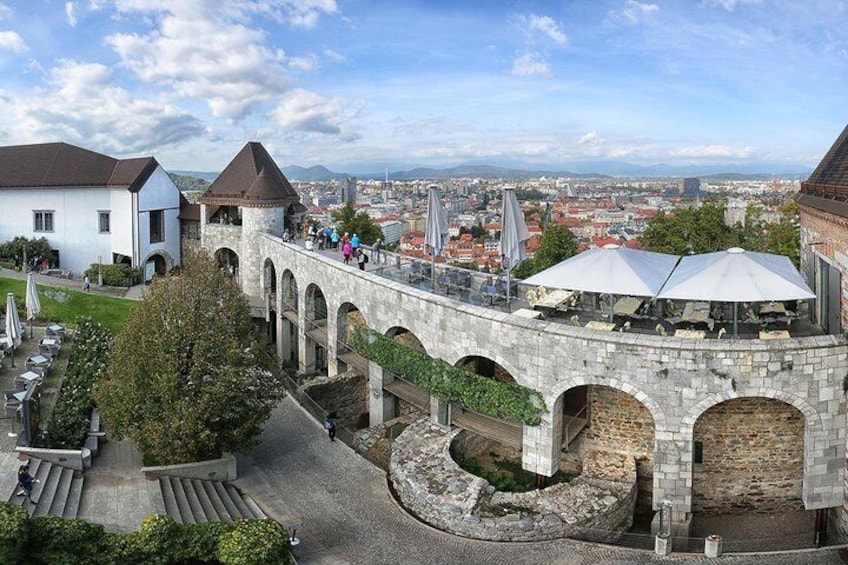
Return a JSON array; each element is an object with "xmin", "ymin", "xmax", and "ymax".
[
  {"xmin": 0, "ymin": 236, "xmax": 52, "ymax": 263},
  {"xmin": 739, "ymin": 200, "xmax": 800, "ymax": 267},
  {"xmin": 640, "ymin": 200, "xmax": 739, "ymax": 255},
  {"xmin": 94, "ymin": 250, "xmax": 284, "ymax": 465},
  {"xmin": 331, "ymin": 203, "xmax": 383, "ymax": 244},
  {"xmin": 513, "ymin": 224, "xmax": 578, "ymax": 279}
]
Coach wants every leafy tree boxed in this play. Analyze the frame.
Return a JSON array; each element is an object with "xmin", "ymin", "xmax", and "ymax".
[
  {"xmin": 0, "ymin": 236, "xmax": 52, "ymax": 263},
  {"xmin": 513, "ymin": 224, "xmax": 578, "ymax": 279},
  {"xmin": 459, "ymin": 224, "xmax": 488, "ymax": 240},
  {"xmin": 739, "ymin": 200, "xmax": 800, "ymax": 267},
  {"xmin": 94, "ymin": 250, "xmax": 284, "ymax": 465},
  {"xmin": 331, "ymin": 202, "xmax": 383, "ymax": 245},
  {"xmin": 640, "ymin": 200, "xmax": 739, "ymax": 255}
]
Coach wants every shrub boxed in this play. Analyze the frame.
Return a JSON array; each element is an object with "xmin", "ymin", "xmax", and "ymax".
[
  {"xmin": 0, "ymin": 502, "xmax": 28, "ymax": 563},
  {"xmin": 218, "ymin": 519, "xmax": 293, "ymax": 565},
  {"xmin": 84, "ymin": 263, "xmax": 140, "ymax": 287},
  {"xmin": 0, "ymin": 236, "xmax": 52, "ymax": 264},
  {"xmin": 28, "ymin": 516, "xmax": 110, "ymax": 565}
]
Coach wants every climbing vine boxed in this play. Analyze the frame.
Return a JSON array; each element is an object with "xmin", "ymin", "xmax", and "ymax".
[{"xmin": 351, "ymin": 327, "xmax": 546, "ymax": 425}]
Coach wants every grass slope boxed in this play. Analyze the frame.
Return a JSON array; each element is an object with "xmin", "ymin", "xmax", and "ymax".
[{"xmin": 0, "ymin": 277, "xmax": 136, "ymax": 334}]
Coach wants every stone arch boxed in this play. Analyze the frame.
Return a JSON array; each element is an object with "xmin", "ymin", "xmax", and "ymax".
[
  {"xmin": 281, "ymin": 269, "xmax": 298, "ymax": 313},
  {"xmin": 337, "ymin": 302, "xmax": 368, "ymax": 347},
  {"xmin": 453, "ymin": 354, "xmax": 516, "ymax": 385},
  {"xmin": 141, "ymin": 249, "xmax": 174, "ymax": 280},
  {"xmin": 384, "ymin": 326, "xmax": 427, "ymax": 355},
  {"xmin": 261, "ymin": 258, "xmax": 278, "ymax": 344},
  {"xmin": 681, "ymin": 388, "xmax": 820, "ymax": 436},
  {"xmin": 278, "ymin": 268, "xmax": 299, "ymax": 366},
  {"xmin": 304, "ymin": 282, "xmax": 329, "ymax": 373},
  {"xmin": 214, "ymin": 247, "xmax": 240, "ymax": 283},
  {"xmin": 444, "ymin": 350, "xmax": 523, "ymax": 388},
  {"xmin": 690, "ymin": 396, "xmax": 806, "ymax": 515},
  {"xmin": 549, "ymin": 377, "xmax": 666, "ymax": 433}
]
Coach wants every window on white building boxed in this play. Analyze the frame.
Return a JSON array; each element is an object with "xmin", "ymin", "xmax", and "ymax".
[
  {"xmin": 149, "ymin": 210, "xmax": 163, "ymax": 243},
  {"xmin": 98, "ymin": 211, "xmax": 111, "ymax": 234},
  {"xmin": 33, "ymin": 210, "xmax": 54, "ymax": 232}
]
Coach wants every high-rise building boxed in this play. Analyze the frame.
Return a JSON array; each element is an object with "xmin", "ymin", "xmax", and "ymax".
[{"xmin": 340, "ymin": 176, "xmax": 357, "ymax": 204}]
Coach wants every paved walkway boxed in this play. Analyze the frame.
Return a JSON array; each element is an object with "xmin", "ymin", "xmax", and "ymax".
[{"xmin": 0, "ymin": 268, "xmax": 144, "ymax": 300}]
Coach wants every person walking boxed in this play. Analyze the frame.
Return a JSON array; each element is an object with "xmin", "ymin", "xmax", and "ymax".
[
  {"xmin": 331, "ymin": 228, "xmax": 340, "ymax": 250},
  {"xmin": 17, "ymin": 464, "xmax": 39, "ymax": 505},
  {"xmin": 324, "ymin": 412, "xmax": 337, "ymax": 441},
  {"xmin": 350, "ymin": 233, "xmax": 360, "ymax": 252},
  {"xmin": 372, "ymin": 239, "xmax": 383, "ymax": 264},
  {"xmin": 357, "ymin": 249, "xmax": 368, "ymax": 271},
  {"xmin": 342, "ymin": 241, "xmax": 353, "ymax": 265},
  {"xmin": 83, "ymin": 274, "xmax": 91, "ymax": 292}
]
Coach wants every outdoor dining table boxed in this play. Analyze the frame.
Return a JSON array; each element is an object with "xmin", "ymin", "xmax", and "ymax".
[
  {"xmin": 533, "ymin": 289, "xmax": 579, "ymax": 311},
  {"xmin": 39, "ymin": 337, "xmax": 61, "ymax": 359},
  {"xmin": 681, "ymin": 301, "xmax": 711, "ymax": 323},
  {"xmin": 759, "ymin": 329, "xmax": 790, "ymax": 340},
  {"xmin": 14, "ymin": 371, "xmax": 41, "ymax": 390},
  {"xmin": 46, "ymin": 323, "xmax": 66, "ymax": 340},
  {"xmin": 513, "ymin": 308, "xmax": 543, "ymax": 320},
  {"xmin": 675, "ymin": 329, "xmax": 706, "ymax": 339},
  {"xmin": 759, "ymin": 302, "xmax": 786, "ymax": 315},
  {"xmin": 585, "ymin": 320, "xmax": 616, "ymax": 331},
  {"xmin": 26, "ymin": 354, "xmax": 51, "ymax": 376},
  {"xmin": 613, "ymin": 296, "xmax": 644, "ymax": 316}
]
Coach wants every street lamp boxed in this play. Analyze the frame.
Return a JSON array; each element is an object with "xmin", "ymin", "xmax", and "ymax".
[{"xmin": 97, "ymin": 255, "xmax": 103, "ymax": 286}]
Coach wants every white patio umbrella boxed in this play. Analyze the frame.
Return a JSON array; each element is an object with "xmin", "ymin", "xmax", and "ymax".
[
  {"xmin": 499, "ymin": 186, "xmax": 531, "ymax": 306},
  {"xmin": 424, "ymin": 184, "xmax": 449, "ymax": 289},
  {"xmin": 5, "ymin": 293, "xmax": 22, "ymax": 367},
  {"xmin": 656, "ymin": 247, "xmax": 815, "ymax": 336},
  {"xmin": 25, "ymin": 272, "xmax": 41, "ymax": 338}
]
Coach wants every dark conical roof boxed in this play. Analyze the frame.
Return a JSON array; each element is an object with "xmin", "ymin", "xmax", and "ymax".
[
  {"xmin": 805, "ymin": 124, "xmax": 848, "ymax": 189},
  {"xmin": 200, "ymin": 142, "xmax": 301, "ymax": 208}
]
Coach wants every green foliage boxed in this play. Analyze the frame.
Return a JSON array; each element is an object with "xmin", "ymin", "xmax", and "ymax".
[
  {"xmin": 458, "ymin": 224, "xmax": 488, "ymax": 240},
  {"xmin": 94, "ymin": 250, "xmax": 285, "ymax": 465},
  {"xmin": 331, "ymin": 202, "xmax": 383, "ymax": 245},
  {"xmin": 28, "ymin": 516, "xmax": 111, "ymax": 565},
  {"xmin": 45, "ymin": 318, "xmax": 113, "ymax": 449},
  {"xmin": 640, "ymin": 200, "xmax": 740, "ymax": 255},
  {"xmin": 0, "ymin": 502, "xmax": 27, "ymax": 563},
  {"xmin": 168, "ymin": 172, "xmax": 211, "ymax": 193},
  {"xmin": 514, "ymin": 189, "xmax": 546, "ymax": 201},
  {"xmin": 351, "ymin": 327, "xmax": 545, "ymax": 425},
  {"xmin": 84, "ymin": 264, "xmax": 141, "ymax": 287},
  {"xmin": 218, "ymin": 519, "xmax": 293, "ymax": 565},
  {"xmin": 514, "ymin": 223, "xmax": 578, "ymax": 279},
  {"xmin": 0, "ymin": 236, "xmax": 52, "ymax": 263}
]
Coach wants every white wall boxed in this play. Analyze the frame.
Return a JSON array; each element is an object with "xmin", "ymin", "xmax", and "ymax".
[
  {"xmin": 0, "ymin": 187, "xmax": 119, "ymax": 275},
  {"xmin": 137, "ymin": 166, "xmax": 182, "ymax": 268}
]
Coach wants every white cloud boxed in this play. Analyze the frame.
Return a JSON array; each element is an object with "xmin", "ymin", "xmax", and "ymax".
[
  {"xmin": 705, "ymin": 0, "xmax": 762, "ymax": 11},
  {"xmin": 1, "ymin": 59, "xmax": 203, "ymax": 153},
  {"xmin": 577, "ymin": 131, "xmax": 602, "ymax": 146},
  {"xmin": 323, "ymin": 48, "xmax": 345, "ymax": 63},
  {"xmin": 289, "ymin": 53, "xmax": 318, "ymax": 71},
  {"xmin": 65, "ymin": 2, "xmax": 77, "ymax": 26},
  {"xmin": 511, "ymin": 52, "xmax": 550, "ymax": 77},
  {"xmin": 0, "ymin": 3, "xmax": 11, "ymax": 20},
  {"xmin": 607, "ymin": 0, "xmax": 660, "ymax": 26},
  {"xmin": 273, "ymin": 88, "xmax": 360, "ymax": 135},
  {"xmin": 0, "ymin": 31, "xmax": 27, "ymax": 53},
  {"xmin": 671, "ymin": 144, "xmax": 755, "ymax": 158},
  {"xmin": 106, "ymin": 5, "xmax": 291, "ymax": 120},
  {"xmin": 526, "ymin": 14, "xmax": 567, "ymax": 45}
]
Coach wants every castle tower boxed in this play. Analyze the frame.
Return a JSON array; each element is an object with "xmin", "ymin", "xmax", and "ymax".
[{"xmin": 199, "ymin": 142, "xmax": 303, "ymax": 298}]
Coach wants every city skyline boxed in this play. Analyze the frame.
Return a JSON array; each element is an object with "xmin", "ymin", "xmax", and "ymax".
[{"xmin": 0, "ymin": 1, "xmax": 846, "ymax": 174}]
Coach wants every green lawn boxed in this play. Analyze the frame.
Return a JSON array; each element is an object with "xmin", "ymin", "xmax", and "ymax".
[{"xmin": 0, "ymin": 276, "xmax": 136, "ymax": 334}]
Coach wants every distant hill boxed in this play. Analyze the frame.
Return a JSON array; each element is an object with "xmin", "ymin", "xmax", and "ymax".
[
  {"xmin": 170, "ymin": 170, "xmax": 218, "ymax": 181},
  {"xmin": 168, "ymin": 172, "xmax": 212, "ymax": 192},
  {"xmin": 281, "ymin": 163, "xmax": 611, "ymax": 182},
  {"xmin": 282, "ymin": 165, "xmax": 349, "ymax": 182}
]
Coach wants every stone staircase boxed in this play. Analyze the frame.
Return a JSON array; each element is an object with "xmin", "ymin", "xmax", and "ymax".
[
  {"xmin": 3, "ymin": 458, "xmax": 84, "ymax": 518},
  {"xmin": 157, "ymin": 475, "xmax": 267, "ymax": 524}
]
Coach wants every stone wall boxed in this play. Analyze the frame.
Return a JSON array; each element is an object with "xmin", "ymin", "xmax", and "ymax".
[
  {"xmin": 580, "ymin": 386, "xmax": 655, "ymax": 510},
  {"xmin": 301, "ymin": 371, "xmax": 368, "ymax": 430},
  {"xmin": 389, "ymin": 420, "xmax": 637, "ymax": 542},
  {"xmin": 253, "ymin": 234, "xmax": 847, "ymax": 515},
  {"xmin": 693, "ymin": 397, "xmax": 804, "ymax": 514}
]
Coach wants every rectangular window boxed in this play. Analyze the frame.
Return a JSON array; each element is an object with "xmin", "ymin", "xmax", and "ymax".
[
  {"xmin": 33, "ymin": 210, "xmax": 54, "ymax": 232},
  {"xmin": 149, "ymin": 210, "xmax": 163, "ymax": 243},
  {"xmin": 98, "ymin": 211, "xmax": 111, "ymax": 234},
  {"xmin": 693, "ymin": 440, "xmax": 703, "ymax": 464}
]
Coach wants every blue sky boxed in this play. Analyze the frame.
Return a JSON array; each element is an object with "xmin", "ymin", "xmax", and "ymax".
[{"xmin": 0, "ymin": 0, "xmax": 846, "ymax": 175}]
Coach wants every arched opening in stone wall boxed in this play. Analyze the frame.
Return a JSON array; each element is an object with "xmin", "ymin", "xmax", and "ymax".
[
  {"xmin": 382, "ymin": 327, "xmax": 429, "ymax": 419},
  {"xmin": 304, "ymin": 283, "xmax": 328, "ymax": 375},
  {"xmin": 215, "ymin": 247, "xmax": 240, "ymax": 285},
  {"xmin": 454, "ymin": 355, "xmax": 515, "ymax": 385},
  {"xmin": 279, "ymin": 270, "xmax": 299, "ymax": 366},
  {"xmin": 336, "ymin": 302, "xmax": 368, "ymax": 376},
  {"xmin": 559, "ymin": 385, "xmax": 655, "ymax": 523},
  {"xmin": 692, "ymin": 397, "xmax": 804, "ymax": 516},
  {"xmin": 262, "ymin": 258, "xmax": 277, "ymax": 345}
]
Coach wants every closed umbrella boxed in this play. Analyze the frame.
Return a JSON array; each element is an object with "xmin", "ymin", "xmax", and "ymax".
[
  {"xmin": 499, "ymin": 186, "xmax": 531, "ymax": 306},
  {"xmin": 25, "ymin": 272, "xmax": 41, "ymax": 338},
  {"xmin": 424, "ymin": 184, "xmax": 449, "ymax": 290},
  {"xmin": 5, "ymin": 293, "xmax": 22, "ymax": 368}
]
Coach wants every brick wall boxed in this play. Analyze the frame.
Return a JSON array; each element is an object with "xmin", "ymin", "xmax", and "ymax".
[
  {"xmin": 692, "ymin": 398, "xmax": 804, "ymax": 514},
  {"xmin": 581, "ymin": 386, "xmax": 655, "ymax": 510},
  {"xmin": 800, "ymin": 207, "xmax": 848, "ymax": 333}
]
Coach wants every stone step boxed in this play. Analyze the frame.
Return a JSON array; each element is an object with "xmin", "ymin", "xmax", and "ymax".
[
  {"xmin": 213, "ymin": 481, "xmax": 242, "ymax": 521},
  {"xmin": 202, "ymin": 480, "xmax": 234, "ymax": 522},
  {"xmin": 191, "ymin": 479, "xmax": 218, "ymax": 522},
  {"xmin": 242, "ymin": 494, "xmax": 268, "ymax": 520},
  {"xmin": 224, "ymin": 483, "xmax": 253, "ymax": 519},
  {"xmin": 180, "ymin": 478, "xmax": 209, "ymax": 524},
  {"xmin": 4, "ymin": 458, "xmax": 42, "ymax": 507},
  {"xmin": 62, "ymin": 476, "xmax": 84, "ymax": 519},
  {"xmin": 32, "ymin": 463, "xmax": 63, "ymax": 517},
  {"xmin": 147, "ymin": 476, "xmax": 166, "ymax": 518},
  {"xmin": 158, "ymin": 476, "xmax": 181, "ymax": 524},
  {"xmin": 47, "ymin": 467, "xmax": 73, "ymax": 518},
  {"xmin": 169, "ymin": 476, "xmax": 196, "ymax": 524}
]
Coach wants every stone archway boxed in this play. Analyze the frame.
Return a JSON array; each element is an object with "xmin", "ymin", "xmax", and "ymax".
[
  {"xmin": 303, "ymin": 283, "xmax": 328, "ymax": 374},
  {"xmin": 279, "ymin": 269, "xmax": 299, "ymax": 366},
  {"xmin": 336, "ymin": 302, "xmax": 368, "ymax": 375},
  {"xmin": 214, "ymin": 247, "xmax": 240, "ymax": 284},
  {"xmin": 142, "ymin": 250, "xmax": 173, "ymax": 282},
  {"xmin": 454, "ymin": 355, "xmax": 516, "ymax": 384},
  {"xmin": 261, "ymin": 258, "xmax": 277, "ymax": 345},
  {"xmin": 385, "ymin": 326, "xmax": 427, "ymax": 355},
  {"xmin": 691, "ymin": 397, "xmax": 805, "ymax": 515}
]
